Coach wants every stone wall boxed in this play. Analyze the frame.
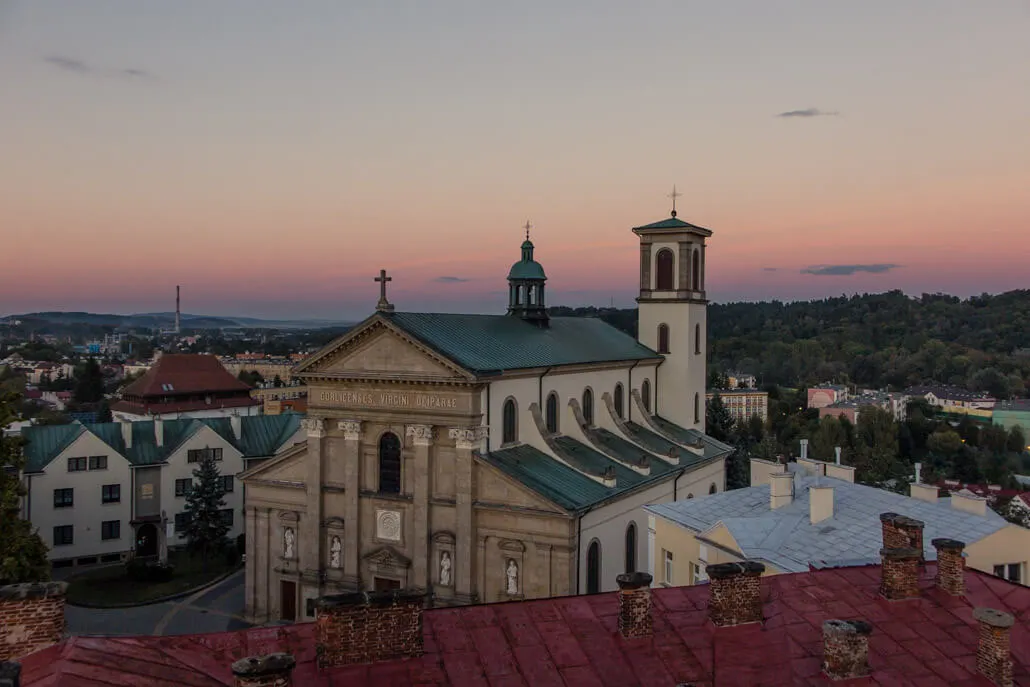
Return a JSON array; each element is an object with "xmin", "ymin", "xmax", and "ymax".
[{"xmin": 0, "ymin": 582, "xmax": 67, "ymax": 662}]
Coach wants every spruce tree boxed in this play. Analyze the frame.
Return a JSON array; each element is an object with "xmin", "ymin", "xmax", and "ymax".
[
  {"xmin": 0, "ymin": 391, "xmax": 51, "ymax": 584},
  {"xmin": 182, "ymin": 453, "xmax": 230, "ymax": 563}
]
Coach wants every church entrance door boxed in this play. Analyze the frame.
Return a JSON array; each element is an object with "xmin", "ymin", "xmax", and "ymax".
[
  {"xmin": 374, "ymin": 577, "xmax": 401, "ymax": 592},
  {"xmin": 280, "ymin": 580, "xmax": 297, "ymax": 622}
]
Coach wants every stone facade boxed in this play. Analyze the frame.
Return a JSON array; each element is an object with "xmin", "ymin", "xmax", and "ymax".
[
  {"xmin": 706, "ymin": 561, "xmax": 765, "ymax": 626},
  {"xmin": 0, "ymin": 583, "xmax": 67, "ymax": 662}
]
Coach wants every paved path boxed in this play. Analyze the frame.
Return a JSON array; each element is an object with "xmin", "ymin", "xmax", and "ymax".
[{"xmin": 66, "ymin": 569, "xmax": 252, "ymax": 637}]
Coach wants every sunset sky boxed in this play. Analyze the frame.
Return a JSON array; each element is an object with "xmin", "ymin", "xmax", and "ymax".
[{"xmin": 1, "ymin": 1, "xmax": 1028, "ymax": 320}]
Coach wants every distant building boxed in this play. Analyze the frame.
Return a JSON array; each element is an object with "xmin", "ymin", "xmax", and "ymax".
[
  {"xmin": 706, "ymin": 388, "xmax": 768, "ymax": 422},
  {"xmin": 992, "ymin": 399, "xmax": 1030, "ymax": 440},
  {"xmin": 819, "ymin": 390, "xmax": 907, "ymax": 423},
  {"xmin": 906, "ymin": 384, "xmax": 997, "ymax": 413},
  {"xmin": 221, "ymin": 356, "xmax": 297, "ymax": 384},
  {"xmin": 725, "ymin": 371, "xmax": 757, "ymax": 389},
  {"xmin": 18, "ymin": 414, "xmax": 304, "ymax": 569},
  {"xmin": 807, "ymin": 384, "xmax": 849, "ymax": 409},
  {"xmin": 111, "ymin": 354, "xmax": 262, "ymax": 421}
]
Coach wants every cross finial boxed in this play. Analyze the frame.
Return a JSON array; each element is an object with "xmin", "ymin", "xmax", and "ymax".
[
  {"xmin": 523, "ymin": 220, "xmax": 533, "ymax": 241},
  {"xmin": 668, "ymin": 185, "xmax": 682, "ymax": 217},
  {"xmin": 374, "ymin": 269, "xmax": 394, "ymax": 312}
]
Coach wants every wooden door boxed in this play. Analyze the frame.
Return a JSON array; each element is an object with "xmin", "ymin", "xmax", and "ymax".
[
  {"xmin": 280, "ymin": 580, "xmax": 297, "ymax": 621},
  {"xmin": 374, "ymin": 577, "xmax": 401, "ymax": 592}
]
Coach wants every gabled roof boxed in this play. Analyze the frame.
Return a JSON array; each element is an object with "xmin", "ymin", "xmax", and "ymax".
[
  {"xmin": 381, "ymin": 312, "xmax": 660, "ymax": 374},
  {"xmin": 18, "ymin": 565, "xmax": 1030, "ymax": 685},
  {"xmin": 647, "ymin": 471, "xmax": 1009, "ymax": 572},
  {"xmin": 20, "ymin": 414, "xmax": 304, "ymax": 472},
  {"xmin": 120, "ymin": 354, "xmax": 252, "ymax": 398}
]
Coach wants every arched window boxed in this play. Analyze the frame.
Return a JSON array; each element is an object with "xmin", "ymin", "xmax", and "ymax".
[
  {"xmin": 516, "ymin": 285, "xmax": 523, "ymax": 305},
  {"xmin": 582, "ymin": 388, "xmax": 594, "ymax": 425},
  {"xmin": 641, "ymin": 379, "xmax": 651, "ymax": 413},
  {"xmin": 709, "ymin": 483, "xmax": 718, "ymax": 495},
  {"xmin": 625, "ymin": 522, "xmax": 637, "ymax": 574},
  {"xmin": 587, "ymin": 540, "xmax": 601, "ymax": 594},
  {"xmin": 502, "ymin": 398, "xmax": 517, "ymax": 444},
  {"xmin": 692, "ymin": 249, "xmax": 700, "ymax": 290},
  {"xmin": 614, "ymin": 383, "xmax": 624, "ymax": 419},
  {"xmin": 694, "ymin": 324, "xmax": 701, "ymax": 354},
  {"xmin": 378, "ymin": 432, "xmax": 401, "ymax": 493},
  {"xmin": 545, "ymin": 392, "xmax": 559, "ymax": 434},
  {"xmin": 657, "ymin": 324, "xmax": 670, "ymax": 354},
  {"xmin": 694, "ymin": 392, "xmax": 700, "ymax": 424},
  {"xmin": 655, "ymin": 249, "xmax": 675, "ymax": 290}
]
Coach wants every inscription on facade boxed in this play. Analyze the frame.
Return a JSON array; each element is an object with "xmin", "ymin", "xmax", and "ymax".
[{"xmin": 319, "ymin": 390, "xmax": 458, "ymax": 410}]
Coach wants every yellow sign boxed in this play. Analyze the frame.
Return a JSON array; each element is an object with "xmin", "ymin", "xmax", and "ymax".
[{"xmin": 140, "ymin": 484, "xmax": 154, "ymax": 499}]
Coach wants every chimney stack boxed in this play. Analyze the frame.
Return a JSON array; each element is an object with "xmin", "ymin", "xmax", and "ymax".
[
  {"xmin": 231, "ymin": 653, "xmax": 296, "ymax": 687},
  {"xmin": 616, "ymin": 572, "xmax": 653, "ymax": 639},
  {"xmin": 0, "ymin": 582, "xmax": 68, "ymax": 662},
  {"xmin": 706, "ymin": 561, "xmax": 765, "ymax": 627},
  {"xmin": 0, "ymin": 663, "xmax": 20, "ymax": 687},
  {"xmin": 316, "ymin": 590, "xmax": 424, "ymax": 669},
  {"xmin": 879, "ymin": 548, "xmax": 921, "ymax": 600},
  {"xmin": 972, "ymin": 608, "xmax": 1014, "ymax": 687},
  {"xmin": 880, "ymin": 512, "xmax": 925, "ymax": 562},
  {"xmin": 822, "ymin": 619, "xmax": 873, "ymax": 681},
  {"xmin": 809, "ymin": 485, "xmax": 834, "ymax": 524},
  {"xmin": 834, "ymin": 446, "xmax": 841, "ymax": 465},
  {"xmin": 950, "ymin": 491, "xmax": 987, "ymax": 517},
  {"xmin": 932, "ymin": 538, "xmax": 966, "ymax": 596},
  {"xmin": 231, "ymin": 414, "xmax": 243, "ymax": 442},
  {"xmin": 121, "ymin": 421, "xmax": 133, "ymax": 449},
  {"xmin": 769, "ymin": 472, "xmax": 794, "ymax": 510},
  {"xmin": 154, "ymin": 418, "xmax": 164, "ymax": 447},
  {"xmin": 800, "ymin": 438, "xmax": 809, "ymax": 461}
]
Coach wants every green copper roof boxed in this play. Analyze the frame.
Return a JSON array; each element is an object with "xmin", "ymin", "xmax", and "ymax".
[
  {"xmin": 21, "ymin": 414, "xmax": 303, "ymax": 473},
  {"xmin": 507, "ymin": 259, "xmax": 547, "ymax": 280},
  {"xmin": 632, "ymin": 215, "xmax": 712, "ymax": 233},
  {"xmin": 385, "ymin": 312, "xmax": 660, "ymax": 374},
  {"xmin": 649, "ymin": 416, "xmax": 734, "ymax": 459},
  {"xmin": 479, "ymin": 444, "xmax": 612, "ymax": 512}
]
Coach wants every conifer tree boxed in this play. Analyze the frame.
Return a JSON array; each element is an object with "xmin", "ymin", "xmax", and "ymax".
[
  {"xmin": 182, "ymin": 453, "xmax": 230, "ymax": 564},
  {"xmin": 0, "ymin": 391, "xmax": 51, "ymax": 584}
]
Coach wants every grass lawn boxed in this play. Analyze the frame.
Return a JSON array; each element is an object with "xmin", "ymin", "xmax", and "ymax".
[{"xmin": 66, "ymin": 549, "xmax": 238, "ymax": 606}]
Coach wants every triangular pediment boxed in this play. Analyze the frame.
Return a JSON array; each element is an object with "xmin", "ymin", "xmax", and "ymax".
[
  {"xmin": 294, "ymin": 316, "xmax": 473, "ymax": 381},
  {"xmin": 239, "ymin": 443, "xmax": 307, "ymax": 484},
  {"xmin": 474, "ymin": 459, "xmax": 568, "ymax": 515},
  {"xmin": 363, "ymin": 546, "xmax": 411, "ymax": 568}
]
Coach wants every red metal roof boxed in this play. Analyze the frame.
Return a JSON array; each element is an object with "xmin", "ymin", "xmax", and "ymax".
[
  {"xmin": 18, "ymin": 565, "xmax": 1030, "ymax": 686},
  {"xmin": 111, "ymin": 396, "xmax": 261, "ymax": 415},
  {"xmin": 120, "ymin": 355, "xmax": 252, "ymax": 398}
]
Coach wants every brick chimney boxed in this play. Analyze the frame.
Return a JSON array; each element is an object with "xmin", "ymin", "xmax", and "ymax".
[
  {"xmin": 879, "ymin": 548, "xmax": 920, "ymax": 600},
  {"xmin": 931, "ymin": 538, "xmax": 965, "ymax": 596},
  {"xmin": 616, "ymin": 572, "xmax": 653, "ymax": 639},
  {"xmin": 822, "ymin": 619, "xmax": 873, "ymax": 681},
  {"xmin": 972, "ymin": 607, "xmax": 1014, "ymax": 687},
  {"xmin": 0, "ymin": 582, "xmax": 68, "ymax": 662},
  {"xmin": 231, "ymin": 653, "xmax": 296, "ymax": 687},
  {"xmin": 0, "ymin": 662, "xmax": 20, "ymax": 687},
  {"xmin": 315, "ymin": 590, "xmax": 424, "ymax": 669},
  {"xmin": 706, "ymin": 561, "xmax": 765, "ymax": 627},
  {"xmin": 879, "ymin": 512, "xmax": 925, "ymax": 562}
]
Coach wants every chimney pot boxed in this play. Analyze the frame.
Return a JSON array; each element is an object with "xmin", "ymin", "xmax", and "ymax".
[
  {"xmin": 834, "ymin": 446, "xmax": 842, "ymax": 465},
  {"xmin": 972, "ymin": 607, "xmax": 1014, "ymax": 687},
  {"xmin": 0, "ymin": 582, "xmax": 68, "ymax": 662},
  {"xmin": 879, "ymin": 513, "xmax": 925, "ymax": 562},
  {"xmin": 822, "ymin": 619, "xmax": 873, "ymax": 681},
  {"xmin": 879, "ymin": 548, "xmax": 921, "ymax": 600},
  {"xmin": 931, "ymin": 538, "xmax": 966, "ymax": 596},
  {"xmin": 231, "ymin": 414, "xmax": 243, "ymax": 442},
  {"xmin": 231, "ymin": 653, "xmax": 296, "ymax": 687},
  {"xmin": 769, "ymin": 472, "xmax": 794, "ymax": 510},
  {"xmin": 315, "ymin": 589, "xmax": 424, "ymax": 669},
  {"xmin": 913, "ymin": 462, "xmax": 922, "ymax": 484},
  {"xmin": 800, "ymin": 438, "xmax": 809, "ymax": 461},
  {"xmin": 0, "ymin": 662, "xmax": 21, "ymax": 687},
  {"xmin": 121, "ymin": 421, "xmax": 133, "ymax": 449},
  {"xmin": 706, "ymin": 561, "xmax": 765, "ymax": 627},
  {"xmin": 615, "ymin": 572, "xmax": 653, "ymax": 639},
  {"xmin": 154, "ymin": 418, "xmax": 164, "ymax": 447}
]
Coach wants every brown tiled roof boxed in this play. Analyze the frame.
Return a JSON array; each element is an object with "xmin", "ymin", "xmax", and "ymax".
[
  {"xmin": 120, "ymin": 354, "xmax": 251, "ymax": 398},
  {"xmin": 17, "ymin": 564, "xmax": 1030, "ymax": 685},
  {"xmin": 110, "ymin": 396, "xmax": 261, "ymax": 414}
]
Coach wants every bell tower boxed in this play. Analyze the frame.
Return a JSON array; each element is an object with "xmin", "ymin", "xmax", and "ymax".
[
  {"xmin": 632, "ymin": 188, "xmax": 712, "ymax": 430},
  {"xmin": 506, "ymin": 221, "xmax": 549, "ymax": 327}
]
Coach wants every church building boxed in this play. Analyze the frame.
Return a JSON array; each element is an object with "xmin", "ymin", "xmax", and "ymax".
[{"xmin": 240, "ymin": 205, "xmax": 732, "ymax": 622}]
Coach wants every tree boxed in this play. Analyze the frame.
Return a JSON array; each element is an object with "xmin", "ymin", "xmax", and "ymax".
[
  {"xmin": 237, "ymin": 370, "xmax": 263, "ymax": 387},
  {"xmin": 0, "ymin": 391, "xmax": 51, "ymax": 584},
  {"xmin": 707, "ymin": 369, "xmax": 729, "ymax": 390},
  {"xmin": 181, "ymin": 454, "xmax": 231, "ymax": 565},
  {"xmin": 705, "ymin": 394, "xmax": 734, "ymax": 442},
  {"xmin": 73, "ymin": 357, "xmax": 105, "ymax": 404}
]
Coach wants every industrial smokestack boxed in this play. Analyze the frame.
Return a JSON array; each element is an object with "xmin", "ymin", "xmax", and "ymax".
[{"xmin": 175, "ymin": 285, "xmax": 181, "ymax": 334}]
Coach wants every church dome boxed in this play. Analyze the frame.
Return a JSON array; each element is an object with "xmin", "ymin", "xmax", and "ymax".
[{"xmin": 508, "ymin": 257, "xmax": 547, "ymax": 280}]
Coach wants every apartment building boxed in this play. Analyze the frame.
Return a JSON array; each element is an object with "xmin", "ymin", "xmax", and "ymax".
[
  {"xmin": 705, "ymin": 388, "xmax": 768, "ymax": 422},
  {"xmin": 19, "ymin": 414, "xmax": 304, "ymax": 568}
]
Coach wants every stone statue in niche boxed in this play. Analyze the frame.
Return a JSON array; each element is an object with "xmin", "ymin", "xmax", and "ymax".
[
  {"xmin": 283, "ymin": 527, "xmax": 295, "ymax": 559},
  {"xmin": 439, "ymin": 550, "xmax": 452, "ymax": 586},
  {"xmin": 329, "ymin": 536, "xmax": 342, "ymax": 569},
  {"xmin": 505, "ymin": 558, "xmax": 519, "ymax": 595}
]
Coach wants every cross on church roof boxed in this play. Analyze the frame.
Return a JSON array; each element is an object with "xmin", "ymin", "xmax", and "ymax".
[
  {"xmin": 523, "ymin": 220, "xmax": 533, "ymax": 241},
  {"xmin": 375, "ymin": 269, "xmax": 394, "ymax": 312},
  {"xmin": 668, "ymin": 185, "xmax": 682, "ymax": 218}
]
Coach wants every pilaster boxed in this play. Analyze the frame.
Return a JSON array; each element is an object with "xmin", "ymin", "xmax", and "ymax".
[
  {"xmin": 301, "ymin": 418, "xmax": 326, "ymax": 582},
  {"xmin": 254, "ymin": 508, "xmax": 270, "ymax": 623},
  {"xmin": 406, "ymin": 424, "xmax": 434, "ymax": 591},
  {"xmin": 338, "ymin": 420, "xmax": 363, "ymax": 589},
  {"xmin": 245, "ymin": 506, "xmax": 257, "ymax": 618},
  {"xmin": 448, "ymin": 426, "xmax": 487, "ymax": 602}
]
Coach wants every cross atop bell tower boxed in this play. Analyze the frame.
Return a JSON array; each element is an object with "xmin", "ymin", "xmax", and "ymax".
[{"xmin": 375, "ymin": 269, "xmax": 394, "ymax": 312}]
